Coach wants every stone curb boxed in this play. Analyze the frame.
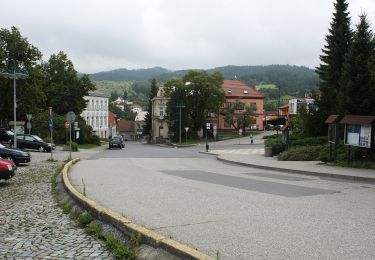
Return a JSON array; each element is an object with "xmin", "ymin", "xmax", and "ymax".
[
  {"xmin": 217, "ymin": 156, "xmax": 375, "ymax": 183},
  {"xmin": 61, "ymin": 159, "xmax": 213, "ymax": 260}
]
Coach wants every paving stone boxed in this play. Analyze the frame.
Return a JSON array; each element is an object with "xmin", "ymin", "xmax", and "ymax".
[{"xmin": 0, "ymin": 161, "xmax": 114, "ymax": 259}]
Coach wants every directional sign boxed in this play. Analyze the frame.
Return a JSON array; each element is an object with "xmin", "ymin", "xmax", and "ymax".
[{"xmin": 65, "ymin": 121, "xmax": 70, "ymax": 129}]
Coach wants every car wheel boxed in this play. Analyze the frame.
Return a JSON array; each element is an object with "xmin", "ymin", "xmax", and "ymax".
[{"xmin": 39, "ymin": 146, "xmax": 45, "ymax": 152}]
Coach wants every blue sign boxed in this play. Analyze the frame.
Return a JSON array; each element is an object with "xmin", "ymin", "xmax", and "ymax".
[{"xmin": 48, "ymin": 119, "xmax": 53, "ymax": 130}]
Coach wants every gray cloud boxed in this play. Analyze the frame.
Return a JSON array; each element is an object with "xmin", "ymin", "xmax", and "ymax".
[{"xmin": 1, "ymin": 0, "xmax": 374, "ymax": 73}]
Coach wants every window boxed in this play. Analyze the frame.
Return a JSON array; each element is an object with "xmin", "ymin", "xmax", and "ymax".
[{"xmin": 159, "ymin": 107, "xmax": 164, "ymax": 117}]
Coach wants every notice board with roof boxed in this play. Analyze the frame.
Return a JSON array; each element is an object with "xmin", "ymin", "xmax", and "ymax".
[{"xmin": 340, "ymin": 115, "xmax": 375, "ymax": 149}]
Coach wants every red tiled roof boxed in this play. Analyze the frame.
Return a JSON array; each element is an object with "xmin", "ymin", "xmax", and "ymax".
[
  {"xmin": 325, "ymin": 115, "xmax": 340, "ymax": 124},
  {"xmin": 118, "ymin": 119, "xmax": 135, "ymax": 132},
  {"xmin": 222, "ymin": 80, "xmax": 264, "ymax": 98}
]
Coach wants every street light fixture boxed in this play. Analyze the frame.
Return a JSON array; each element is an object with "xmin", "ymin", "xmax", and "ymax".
[{"xmin": 0, "ymin": 70, "xmax": 28, "ymax": 148}]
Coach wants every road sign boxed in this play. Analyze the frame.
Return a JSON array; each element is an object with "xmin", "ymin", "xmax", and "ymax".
[
  {"xmin": 239, "ymin": 129, "xmax": 243, "ymax": 136},
  {"xmin": 49, "ymin": 107, "xmax": 53, "ymax": 116},
  {"xmin": 213, "ymin": 125, "xmax": 217, "ymax": 130},
  {"xmin": 74, "ymin": 121, "xmax": 78, "ymax": 128},
  {"xmin": 206, "ymin": 123, "xmax": 210, "ymax": 130},
  {"xmin": 26, "ymin": 114, "xmax": 32, "ymax": 121},
  {"xmin": 49, "ymin": 119, "xmax": 53, "ymax": 130},
  {"xmin": 66, "ymin": 111, "xmax": 76, "ymax": 122},
  {"xmin": 65, "ymin": 121, "xmax": 70, "ymax": 129},
  {"xmin": 26, "ymin": 122, "xmax": 32, "ymax": 130},
  {"xmin": 184, "ymin": 127, "xmax": 189, "ymax": 132}
]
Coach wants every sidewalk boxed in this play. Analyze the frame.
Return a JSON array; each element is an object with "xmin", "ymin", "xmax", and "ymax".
[{"xmin": 215, "ymin": 152, "xmax": 375, "ymax": 182}]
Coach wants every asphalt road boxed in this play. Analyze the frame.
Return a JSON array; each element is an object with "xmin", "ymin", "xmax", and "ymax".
[{"xmin": 70, "ymin": 140, "xmax": 375, "ymax": 260}]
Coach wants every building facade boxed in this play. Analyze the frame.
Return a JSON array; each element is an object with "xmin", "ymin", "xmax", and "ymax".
[
  {"xmin": 81, "ymin": 91, "xmax": 109, "ymax": 138},
  {"xmin": 218, "ymin": 80, "xmax": 264, "ymax": 130},
  {"xmin": 151, "ymin": 85, "xmax": 170, "ymax": 143}
]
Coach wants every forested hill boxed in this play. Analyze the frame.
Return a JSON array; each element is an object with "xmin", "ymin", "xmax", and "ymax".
[
  {"xmin": 90, "ymin": 65, "xmax": 319, "ymax": 96},
  {"xmin": 90, "ymin": 66, "xmax": 170, "ymax": 81}
]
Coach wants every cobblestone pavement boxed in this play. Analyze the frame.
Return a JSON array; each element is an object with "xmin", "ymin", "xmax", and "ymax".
[{"xmin": 0, "ymin": 161, "xmax": 114, "ymax": 259}]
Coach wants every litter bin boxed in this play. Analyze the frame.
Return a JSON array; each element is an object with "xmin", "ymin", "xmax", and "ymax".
[{"xmin": 264, "ymin": 147, "xmax": 272, "ymax": 157}]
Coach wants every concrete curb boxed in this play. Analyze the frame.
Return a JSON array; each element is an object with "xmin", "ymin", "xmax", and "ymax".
[
  {"xmin": 61, "ymin": 159, "xmax": 213, "ymax": 260},
  {"xmin": 217, "ymin": 156, "xmax": 375, "ymax": 183}
]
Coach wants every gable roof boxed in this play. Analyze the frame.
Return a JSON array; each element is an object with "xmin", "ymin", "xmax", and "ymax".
[
  {"xmin": 340, "ymin": 115, "xmax": 375, "ymax": 125},
  {"xmin": 118, "ymin": 119, "xmax": 135, "ymax": 132},
  {"xmin": 222, "ymin": 80, "xmax": 264, "ymax": 98}
]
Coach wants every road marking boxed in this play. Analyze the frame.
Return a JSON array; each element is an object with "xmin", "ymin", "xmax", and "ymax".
[{"xmin": 209, "ymin": 148, "xmax": 264, "ymax": 155}]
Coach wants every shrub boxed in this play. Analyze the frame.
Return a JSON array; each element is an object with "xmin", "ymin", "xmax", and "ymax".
[
  {"xmin": 278, "ymin": 145, "xmax": 324, "ymax": 161},
  {"xmin": 66, "ymin": 141, "xmax": 79, "ymax": 151},
  {"xmin": 78, "ymin": 212, "xmax": 93, "ymax": 227},
  {"xmin": 264, "ymin": 135, "xmax": 286, "ymax": 155},
  {"xmin": 289, "ymin": 136, "xmax": 327, "ymax": 146},
  {"xmin": 90, "ymin": 135, "xmax": 101, "ymax": 146}
]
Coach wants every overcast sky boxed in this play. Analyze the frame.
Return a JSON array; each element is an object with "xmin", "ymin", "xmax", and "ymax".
[{"xmin": 1, "ymin": 0, "xmax": 375, "ymax": 73}]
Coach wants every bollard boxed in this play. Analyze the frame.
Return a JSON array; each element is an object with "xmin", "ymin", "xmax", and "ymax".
[{"xmin": 206, "ymin": 144, "xmax": 209, "ymax": 152}]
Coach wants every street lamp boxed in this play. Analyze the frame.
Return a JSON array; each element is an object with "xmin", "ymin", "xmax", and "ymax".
[
  {"xmin": 0, "ymin": 70, "xmax": 28, "ymax": 148},
  {"xmin": 176, "ymin": 103, "xmax": 185, "ymax": 144}
]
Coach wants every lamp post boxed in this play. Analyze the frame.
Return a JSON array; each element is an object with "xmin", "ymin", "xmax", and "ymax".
[
  {"xmin": 176, "ymin": 104, "xmax": 185, "ymax": 144},
  {"xmin": 276, "ymin": 85, "xmax": 281, "ymax": 136},
  {"xmin": 0, "ymin": 70, "xmax": 28, "ymax": 148}
]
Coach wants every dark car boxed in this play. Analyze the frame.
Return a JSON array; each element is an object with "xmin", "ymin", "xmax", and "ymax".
[
  {"xmin": 16, "ymin": 134, "xmax": 53, "ymax": 152},
  {"xmin": 265, "ymin": 124, "xmax": 274, "ymax": 131},
  {"xmin": 0, "ymin": 158, "xmax": 17, "ymax": 180},
  {"xmin": 109, "ymin": 136, "xmax": 123, "ymax": 149},
  {"xmin": 0, "ymin": 129, "xmax": 14, "ymax": 146},
  {"xmin": 113, "ymin": 135, "xmax": 125, "ymax": 148},
  {"xmin": 0, "ymin": 143, "xmax": 31, "ymax": 165}
]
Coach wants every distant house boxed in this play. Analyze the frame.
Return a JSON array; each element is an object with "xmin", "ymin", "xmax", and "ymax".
[
  {"xmin": 108, "ymin": 111, "xmax": 118, "ymax": 137},
  {"xmin": 218, "ymin": 80, "xmax": 264, "ymax": 130},
  {"xmin": 117, "ymin": 118, "xmax": 135, "ymax": 140},
  {"xmin": 131, "ymin": 103, "xmax": 143, "ymax": 114},
  {"xmin": 81, "ymin": 91, "xmax": 109, "ymax": 138},
  {"xmin": 288, "ymin": 98, "xmax": 315, "ymax": 115},
  {"xmin": 135, "ymin": 111, "xmax": 147, "ymax": 136}
]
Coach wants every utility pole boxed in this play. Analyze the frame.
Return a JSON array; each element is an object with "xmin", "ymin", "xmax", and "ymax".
[
  {"xmin": 277, "ymin": 85, "xmax": 281, "ymax": 136},
  {"xmin": 176, "ymin": 104, "xmax": 185, "ymax": 144}
]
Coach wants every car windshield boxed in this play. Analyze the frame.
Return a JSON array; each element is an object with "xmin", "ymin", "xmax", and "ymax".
[
  {"xmin": 33, "ymin": 135, "xmax": 43, "ymax": 142},
  {"xmin": 6, "ymin": 131, "xmax": 14, "ymax": 135},
  {"xmin": 112, "ymin": 137, "xmax": 121, "ymax": 141}
]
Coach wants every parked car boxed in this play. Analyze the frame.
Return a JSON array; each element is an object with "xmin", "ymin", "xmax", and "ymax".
[
  {"xmin": 109, "ymin": 136, "xmax": 123, "ymax": 149},
  {"xmin": 265, "ymin": 124, "xmax": 274, "ymax": 131},
  {"xmin": 0, "ymin": 144, "xmax": 31, "ymax": 165},
  {"xmin": 113, "ymin": 135, "xmax": 125, "ymax": 148},
  {"xmin": 0, "ymin": 158, "xmax": 17, "ymax": 180},
  {"xmin": 16, "ymin": 134, "xmax": 53, "ymax": 152},
  {"xmin": 0, "ymin": 129, "xmax": 14, "ymax": 146}
]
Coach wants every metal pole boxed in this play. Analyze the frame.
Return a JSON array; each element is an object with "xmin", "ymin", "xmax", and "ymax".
[
  {"xmin": 277, "ymin": 85, "xmax": 280, "ymax": 136},
  {"xmin": 13, "ymin": 70, "xmax": 17, "ymax": 148},
  {"xmin": 179, "ymin": 106, "xmax": 182, "ymax": 144},
  {"xmin": 69, "ymin": 123, "xmax": 72, "ymax": 159}
]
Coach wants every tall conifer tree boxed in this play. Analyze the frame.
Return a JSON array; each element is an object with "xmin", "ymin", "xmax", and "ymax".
[
  {"xmin": 144, "ymin": 79, "xmax": 158, "ymax": 137},
  {"xmin": 316, "ymin": 0, "xmax": 352, "ymax": 116},
  {"xmin": 338, "ymin": 14, "xmax": 375, "ymax": 115}
]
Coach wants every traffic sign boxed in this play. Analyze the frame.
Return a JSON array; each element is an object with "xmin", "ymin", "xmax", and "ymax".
[
  {"xmin": 26, "ymin": 122, "xmax": 32, "ymax": 130},
  {"xmin": 206, "ymin": 123, "xmax": 210, "ymax": 130},
  {"xmin": 184, "ymin": 127, "xmax": 189, "ymax": 132},
  {"xmin": 48, "ymin": 119, "xmax": 53, "ymax": 130},
  {"xmin": 65, "ymin": 121, "xmax": 70, "ymax": 129},
  {"xmin": 239, "ymin": 129, "xmax": 243, "ymax": 136},
  {"xmin": 26, "ymin": 114, "xmax": 32, "ymax": 121},
  {"xmin": 66, "ymin": 111, "xmax": 76, "ymax": 122}
]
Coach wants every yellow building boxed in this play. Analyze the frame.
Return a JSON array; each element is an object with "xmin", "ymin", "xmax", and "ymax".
[{"xmin": 151, "ymin": 85, "xmax": 170, "ymax": 143}]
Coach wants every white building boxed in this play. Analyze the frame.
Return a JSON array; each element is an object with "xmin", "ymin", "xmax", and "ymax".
[
  {"xmin": 81, "ymin": 91, "xmax": 109, "ymax": 138},
  {"xmin": 288, "ymin": 98, "xmax": 315, "ymax": 115}
]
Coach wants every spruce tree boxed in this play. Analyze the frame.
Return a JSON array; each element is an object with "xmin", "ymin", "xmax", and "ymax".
[
  {"xmin": 316, "ymin": 0, "xmax": 352, "ymax": 116},
  {"xmin": 144, "ymin": 79, "xmax": 158, "ymax": 137},
  {"xmin": 338, "ymin": 14, "xmax": 375, "ymax": 115}
]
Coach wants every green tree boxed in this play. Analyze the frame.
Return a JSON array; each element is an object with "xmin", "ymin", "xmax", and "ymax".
[
  {"xmin": 316, "ymin": 0, "xmax": 352, "ymax": 116},
  {"xmin": 144, "ymin": 79, "xmax": 158, "ymax": 136},
  {"xmin": 0, "ymin": 26, "xmax": 44, "ymax": 124},
  {"xmin": 166, "ymin": 71, "xmax": 225, "ymax": 139},
  {"xmin": 42, "ymin": 51, "xmax": 95, "ymax": 116},
  {"xmin": 338, "ymin": 14, "xmax": 375, "ymax": 115}
]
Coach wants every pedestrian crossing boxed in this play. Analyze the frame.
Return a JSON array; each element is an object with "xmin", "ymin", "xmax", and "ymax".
[{"xmin": 209, "ymin": 148, "xmax": 264, "ymax": 155}]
